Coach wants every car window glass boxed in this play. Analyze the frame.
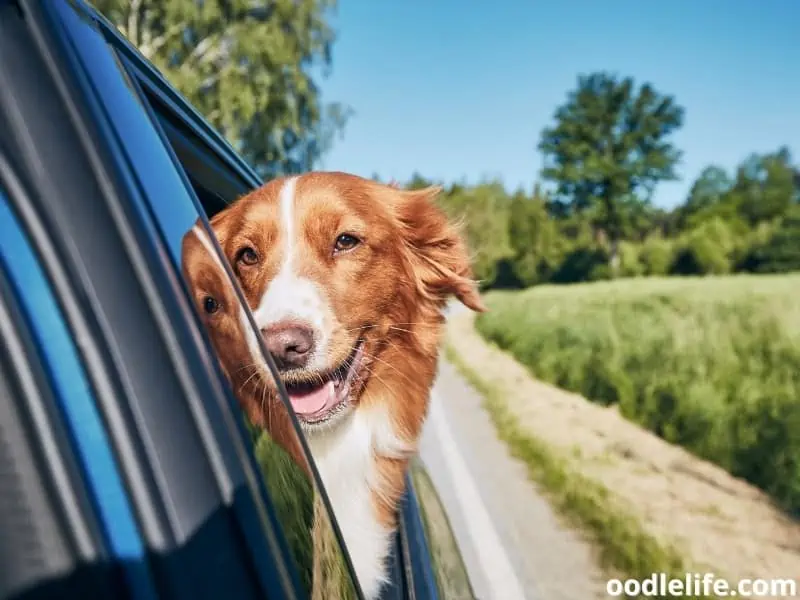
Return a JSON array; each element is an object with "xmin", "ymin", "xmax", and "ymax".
[
  {"xmin": 0, "ymin": 188, "xmax": 149, "ymax": 567},
  {"xmin": 48, "ymin": 3, "xmax": 360, "ymax": 597}
]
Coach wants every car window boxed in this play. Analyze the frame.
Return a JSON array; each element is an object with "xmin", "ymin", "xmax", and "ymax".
[
  {"xmin": 48, "ymin": 2, "xmax": 360, "ymax": 597},
  {"xmin": 0, "ymin": 187, "xmax": 156, "ymax": 591}
]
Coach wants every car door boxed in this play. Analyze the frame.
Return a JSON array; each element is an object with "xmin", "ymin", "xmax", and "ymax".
[
  {"xmin": 0, "ymin": 182, "xmax": 143, "ymax": 600},
  {"xmin": 0, "ymin": 0, "xmax": 360, "ymax": 598}
]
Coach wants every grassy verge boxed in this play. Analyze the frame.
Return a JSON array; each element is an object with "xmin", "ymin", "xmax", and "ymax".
[
  {"xmin": 474, "ymin": 274, "xmax": 800, "ymax": 516},
  {"xmin": 444, "ymin": 342, "xmax": 721, "ymax": 600}
]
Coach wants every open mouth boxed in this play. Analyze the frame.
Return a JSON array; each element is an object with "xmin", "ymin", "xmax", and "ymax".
[{"xmin": 282, "ymin": 340, "xmax": 365, "ymax": 424}]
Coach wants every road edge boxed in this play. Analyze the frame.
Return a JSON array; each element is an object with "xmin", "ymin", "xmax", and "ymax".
[{"xmin": 443, "ymin": 314, "xmax": 725, "ymax": 600}]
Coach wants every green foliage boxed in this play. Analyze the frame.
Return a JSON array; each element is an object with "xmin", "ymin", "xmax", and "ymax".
[
  {"xmin": 618, "ymin": 241, "xmax": 644, "ymax": 277},
  {"xmin": 254, "ymin": 432, "xmax": 314, "ymax": 593},
  {"xmin": 506, "ymin": 187, "xmax": 563, "ymax": 287},
  {"xmin": 739, "ymin": 205, "xmax": 800, "ymax": 274},
  {"xmin": 538, "ymin": 72, "xmax": 684, "ymax": 248},
  {"xmin": 551, "ymin": 243, "xmax": 610, "ymax": 283},
  {"xmin": 677, "ymin": 165, "xmax": 733, "ymax": 230},
  {"xmin": 95, "ymin": 0, "xmax": 350, "ymax": 177},
  {"xmin": 670, "ymin": 217, "xmax": 735, "ymax": 275},
  {"xmin": 638, "ymin": 234, "xmax": 674, "ymax": 276},
  {"xmin": 730, "ymin": 147, "xmax": 797, "ymax": 225},
  {"xmin": 436, "ymin": 181, "xmax": 514, "ymax": 288},
  {"xmin": 475, "ymin": 275, "xmax": 800, "ymax": 515}
]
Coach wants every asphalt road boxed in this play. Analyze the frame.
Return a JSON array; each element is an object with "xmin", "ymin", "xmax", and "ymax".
[{"xmin": 418, "ymin": 305, "xmax": 606, "ymax": 600}]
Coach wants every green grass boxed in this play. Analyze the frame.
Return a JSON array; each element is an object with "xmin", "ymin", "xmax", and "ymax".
[
  {"xmin": 254, "ymin": 432, "xmax": 357, "ymax": 599},
  {"xmin": 444, "ymin": 343, "xmax": 720, "ymax": 600},
  {"xmin": 474, "ymin": 273, "xmax": 800, "ymax": 516}
]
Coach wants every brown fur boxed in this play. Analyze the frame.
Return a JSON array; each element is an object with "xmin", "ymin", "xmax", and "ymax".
[
  {"xmin": 186, "ymin": 172, "xmax": 483, "ymax": 595},
  {"xmin": 210, "ymin": 172, "xmax": 483, "ymax": 532},
  {"xmin": 180, "ymin": 224, "xmax": 310, "ymax": 474}
]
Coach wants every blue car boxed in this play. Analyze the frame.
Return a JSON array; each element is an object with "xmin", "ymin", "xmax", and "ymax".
[{"xmin": 0, "ymin": 1, "xmax": 475, "ymax": 598}]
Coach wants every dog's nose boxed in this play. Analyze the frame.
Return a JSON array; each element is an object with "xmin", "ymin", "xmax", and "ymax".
[{"xmin": 262, "ymin": 324, "xmax": 315, "ymax": 370}]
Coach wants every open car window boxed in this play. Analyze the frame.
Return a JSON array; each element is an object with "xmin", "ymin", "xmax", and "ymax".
[{"xmin": 44, "ymin": 2, "xmax": 362, "ymax": 597}]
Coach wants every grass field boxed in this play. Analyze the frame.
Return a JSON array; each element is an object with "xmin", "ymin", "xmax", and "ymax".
[{"xmin": 474, "ymin": 273, "xmax": 800, "ymax": 515}]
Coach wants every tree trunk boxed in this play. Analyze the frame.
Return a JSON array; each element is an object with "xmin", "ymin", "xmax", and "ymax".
[{"xmin": 609, "ymin": 237, "xmax": 621, "ymax": 275}]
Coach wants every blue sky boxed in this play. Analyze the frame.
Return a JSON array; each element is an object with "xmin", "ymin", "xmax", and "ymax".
[{"xmin": 317, "ymin": 0, "xmax": 800, "ymax": 209}]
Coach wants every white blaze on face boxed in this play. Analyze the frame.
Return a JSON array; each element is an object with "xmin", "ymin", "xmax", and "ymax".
[{"xmin": 252, "ymin": 176, "xmax": 332, "ymax": 371}]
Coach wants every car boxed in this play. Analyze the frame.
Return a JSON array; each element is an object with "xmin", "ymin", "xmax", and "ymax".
[{"xmin": 0, "ymin": 1, "xmax": 476, "ymax": 599}]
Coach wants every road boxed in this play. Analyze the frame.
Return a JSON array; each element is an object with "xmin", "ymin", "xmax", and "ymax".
[{"xmin": 418, "ymin": 305, "xmax": 606, "ymax": 600}]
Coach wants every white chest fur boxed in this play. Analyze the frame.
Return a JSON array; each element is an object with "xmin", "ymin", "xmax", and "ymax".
[{"xmin": 308, "ymin": 405, "xmax": 414, "ymax": 600}]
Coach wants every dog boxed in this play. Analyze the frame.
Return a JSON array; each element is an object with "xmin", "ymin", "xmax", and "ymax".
[
  {"xmin": 181, "ymin": 222, "xmax": 309, "ymax": 470},
  {"xmin": 182, "ymin": 221, "xmax": 342, "ymax": 599},
  {"xmin": 190, "ymin": 172, "xmax": 484, "ymax": 598}
]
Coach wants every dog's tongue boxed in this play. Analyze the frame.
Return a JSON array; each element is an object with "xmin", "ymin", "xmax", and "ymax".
[{"xmin": 288, "ymin": 380, "xmax": 335, "ymax": 416}]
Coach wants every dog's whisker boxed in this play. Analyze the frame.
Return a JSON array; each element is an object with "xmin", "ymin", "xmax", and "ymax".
[
  {"xmin": 359, "ymin": 363, "xmax": 393, "ymax": 393},
  {"xmin": 240, "ymin": 368, "xmax": 262, "ymax": 391},
  {"xmin": 235, "ymin": 362, "xmax": 260, "ymax": 374},
  {"xmin": 342, "ymin": 324, "xmax": 376, "ymax": 334},
  {"xmin": 360, "ymin": 351, "xmax": 418, "ymax": 388}
]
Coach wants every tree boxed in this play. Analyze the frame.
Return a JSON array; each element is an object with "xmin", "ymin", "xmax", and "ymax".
[
  {"xmin": 506, "ymin": 185, "xmax": 563, "ymax": 287},
  {"xmin": 728, "ymin": 147, "xmax": 798, "ymax": 225},
  {"xmin": 738, "ymin": 204, "xmax": 800, "ymax": 274},
  {"xmin": 437, "ymin": 182, "xmax": 514, "ymax": 288},
  {"xmin": 405, "ymin": 172, "xmax": 437, "ymax": 190},
  {"xmin": 677, "ymin": 165, "xmax": 731, "ymax": 226},
  {"xmin": 95, "ymin": 0, "xmax": 350, "ymax": 178},
  {"xmin": 538, "ymin": 72, "xmax": 684, "ymax": 272}
]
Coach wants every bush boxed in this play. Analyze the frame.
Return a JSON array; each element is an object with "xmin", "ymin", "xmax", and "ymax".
[
  {"xmin": 475, "ymin": 274, "xmax": 800, "ymax": 515},
  {"xmin": 671, "ymin": 218, "xmax": 735, "ymax": 275},
  {"xmin": 738, "ymin": 207, "xmax": 800, "ymax": 274},
  {"xmin": 638, "ymin": 235, "xmax": 674, "ymax": 276},
  {"xmin": 551, "ymin": 244, "xmax": 609, "ymax": 284},
  {"xmin": 618, "ymin": 241, "xmax": 644, "ymax": 277}
]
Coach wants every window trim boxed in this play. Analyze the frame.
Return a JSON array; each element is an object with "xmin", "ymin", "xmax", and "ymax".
[{"xmin": 1, "ymin": 1, "xmax": 304, "ymax": 597}]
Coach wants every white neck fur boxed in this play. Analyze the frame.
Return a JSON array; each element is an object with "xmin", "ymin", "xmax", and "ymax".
[{"xmin": 308, "ymin": 403, "xmax": 414, "ymax": 600}]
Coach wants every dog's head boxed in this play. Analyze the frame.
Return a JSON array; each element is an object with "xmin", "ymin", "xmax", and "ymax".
[
  {"xmin": 180, "ymin": 222, "xmax": 265, "ymax": 391},
  {"xmin": 207, "ymin": 172, "xmax": 485, "ymax": 434}
]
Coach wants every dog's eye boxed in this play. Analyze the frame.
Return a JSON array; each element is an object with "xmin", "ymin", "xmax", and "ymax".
[
  {"xmin": 334, "ymin": 233, "xmax": 360, "ymax": 253},
  {"xmin": 236, "ymin": 246, "xmax": 259, "ymax": 266},
  {"xmin": 203, "ymin": 296, "xmax": 220, "ymax": 314}
]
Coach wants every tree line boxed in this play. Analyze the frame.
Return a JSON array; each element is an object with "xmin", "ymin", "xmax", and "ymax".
[
  {"xmin": 390, "ymin": 73, "xmax": 800, "ymax": 289},
  {"xmin": 95, "ymin": 2, "xmax": 799, "ymax": 289}
]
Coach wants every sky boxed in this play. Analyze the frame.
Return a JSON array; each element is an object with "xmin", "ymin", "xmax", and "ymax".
[{"xmin": 316, "ymin": 0, "xmax": 800, "ymax": 209}]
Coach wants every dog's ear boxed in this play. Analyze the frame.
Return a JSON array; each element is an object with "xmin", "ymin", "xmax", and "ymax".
[
  {"xmin": 209, "ymin": 208, "xmax": 233, "ymax": 247},
  {"xmin": 392, "ymin": 185, "xmax": 486, "ymax": 312}
]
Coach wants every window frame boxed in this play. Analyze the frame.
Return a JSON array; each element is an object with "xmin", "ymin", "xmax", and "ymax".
[{"xmin": 0, "ymin": 1, "xmax": 305, "ymax": 597}]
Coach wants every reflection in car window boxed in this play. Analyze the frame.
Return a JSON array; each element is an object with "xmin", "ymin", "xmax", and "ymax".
[
  {"xmin": 180, "ymin": 223, "xmax": 356, "ymax": 599},
  {"xmin": 0, "ymin": 190, "xmax": 150, "ymax": 570},
  {"xmin": 49, "ymin": 3, "xmax": 360, "ymax": 596}
]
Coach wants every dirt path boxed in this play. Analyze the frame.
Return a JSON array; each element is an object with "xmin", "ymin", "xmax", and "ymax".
[
  {"xmin": 420, "ymin": 359, "xmax": 610, "ymax": 599},
  {"xmin": 443, "ymin": 312, "xmax": 800, "ymax": 600}
]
